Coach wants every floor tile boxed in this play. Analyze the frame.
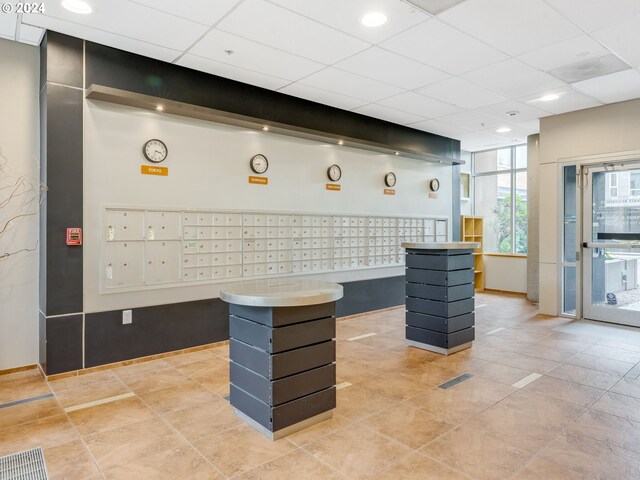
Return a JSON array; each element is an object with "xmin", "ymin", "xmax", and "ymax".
[
  {"xmin": 103, "ymin": 445, "xmax": 222, "ymax": 480},
  {"xmin": 539, "ymin": 431, "xmax": 640, "ymax": 480},
  {"xmin": 610, "ymin": 377, "xmax": 640, "ymax": 399},
  {"xmin": 360, "ymin": 402, "xmax": 455, "ymax": 449},
  {"xmin": 421, "ymin": 423, "xmax": 531, "ymax": 480},
  {"xmin": 497, "ymin": 389, "xmax": 585, "ymax": 425},
  {"xmin": 0, "ymin": 370, "xmax": 50, "ymax": 404},
  {"xmin": 335, "ymin": 358, "xmax": 384, "ymax": 384},
  {"xmin": 234, "ymin": 449, "xmax": 344, "ymax": 480},
  {"xmin": 0, "ymin": 397, "xmax": 62, "ymax": 430},
  {"xmin": 67, "ymin": 396, "xmax": 156, "ymax": 436},
  {"xmin": 193, "ymin": 423, "xmax": 296, "ymax": 477},
  {"xmin": 567, "ymin": 409, "xmax": 640, "ymax": 454},
  {"xmin": 85, "ymin": 417, "xmax": 187, "ymax": 471},
  {"xmin": 564, "ymin": 352, "xmax": 635, "ymax": 376},
  {"xmin": 470, "ymin": 362, "xmax": 533, "ymax": 386},
  {"xmin": 512, "ymin": 456, "xmax": 590, "ymax": 480},
  {"xmin": 334, "ymin": 383, "xmax": 398, "ymax": 421},
  {"xmin": 54, "ymin": 378, "xmax": 131, "ymax": 409},
  {"xmin": 591, "ymin": 391, "xmax": 640, "ymax": 422},
  {"xmin": 286, "ymin": 414, "xmax": 352, "ymax": 447},
  {"xmin": 0, "ymin": 414, "xmax": 79, "ymax": 457},
  {"xmin": 43, "ymin": 439, "xmax": 102, "ymax": 480},
  {"xmin": 547, "ymin": 363, "xmax": 621, "ymax": 390},
  {"xmin": 119, "ymin": 368, "xmax": 193, "ymax": 394},
  {"xmin": 48, "ymin": 371, "xmax": 117, "ymax": 393},
  {"xmin": 161, "ymin": 396, "xmax": 242, "ymax": 442},
  {"xmin": 304, "ymin": 423, "xmax": 411, "ymax": 479},
  {"xmin": 404, "ymin": 386, "xmax": 493, "ymax": 425},
  {"xmin": 137, "ymin": 382, "xmax": 220, "ymax": 414},
  {"xmin": 373, "ymin": 452, "xmax": 469, "ymax": 479},
  {"xmin": 111, "ymin": 359, "xmax": 172, "ymax": 380},
  {"xmin": 584, "ymin": 344, "xmax": 640, "ymax": 364},
  {"xmin": 521, "ymin": 375, "xmax": 605, "ymax": 407}
]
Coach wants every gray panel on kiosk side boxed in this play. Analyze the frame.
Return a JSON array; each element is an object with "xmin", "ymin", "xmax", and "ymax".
[
  {"xmin": 272, "ymin": 387, "xmax": 336, "ymax": 431},
  {"xmin": 271, "ymin": 317, "xmax": 336, "ymax": 353},
  {"xmin": 229, "ymin": 315, "xmax": 271, "ymax": 351},
  {"xmin": 406, "ymin": 297, "xmax": 474, "ymax": 318},
  {"xmin": 230, "ymin": 339, "xmax": 336, "ymax": 380},
  {"xmin": 406, "ymin": 252, "xmax": 474, "ymax": 270},
  {"xmin": 229, "ymin": 384, "xmax": 272, "ymax": 430},
  {"xmin": 405, "ymin": 283, "xmax": 474, "ymax": 302},
  {"xmin": 405, "ymin": 268, "xmax": 474, "ymax": 286},
  {"xmin": 229, "ymin": 302, "xmax": 335, "ymax": 327},
  {"xmin": 406, "ymin": 311, "xmax": 475, "ymax": 334},
  {"xmin": 406, "ymin": 325, "xmax": 475, "ymax": 348}
]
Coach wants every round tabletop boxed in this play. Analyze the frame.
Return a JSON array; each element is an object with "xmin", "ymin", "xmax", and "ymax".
[{"xmin": 219, "ymin": 279, "xmax": 344, "ymax": 307}]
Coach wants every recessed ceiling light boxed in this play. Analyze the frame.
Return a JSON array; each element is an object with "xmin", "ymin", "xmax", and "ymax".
[
  {"xmin": 496, "ymin": 127, "xmax": 511, "ymax": 133},
  {"xmin": 361, "ymin": 11, "xmax": 387, "ymax": 27},
  {"xmin": 394, "ymin": 151, "xmax": 399, "ymax": 155},
  {"xmin": 262, "ymin": 126, "xmax": 269, "ymax": 131},
  {"xmin": 338, "ymin": 140, "xmax": 344, "ymax": 145},
  {"xmin": 61, "ymin": 0, "xmax": 92, "ymax": 14},
  {"xmin": 539, "ymin": 94, "xmax": 560, "ymax": 102},
  {"xmin": 156, "ymin": 105, "xmax": 164, "ymax": 111}
]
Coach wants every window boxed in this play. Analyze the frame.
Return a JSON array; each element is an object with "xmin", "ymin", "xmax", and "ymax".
[
  {"xmin": 473, "ymin": 145, "xmax": 527, "ymax": 254},
  {"xmin": 609, "ymin": 173, "xmax": 618, "ymax": 198},
  {"xmin": 630, "ymin": 172, "xmax": 640, "ymax": 197}
]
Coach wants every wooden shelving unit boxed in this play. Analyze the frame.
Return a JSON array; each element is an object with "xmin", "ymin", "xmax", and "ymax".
[{"xmin": 461, "ymin": 216, "xmax": 484, "ymax": 292}]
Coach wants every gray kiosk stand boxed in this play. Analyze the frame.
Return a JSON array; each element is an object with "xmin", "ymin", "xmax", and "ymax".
[
  {"xmin": 219, "ymin": 279, "xmax": 343, "ymax": 440},
  {"xmin": 401, "ymin": 242, "xmax": 480, "ymax": 355}
]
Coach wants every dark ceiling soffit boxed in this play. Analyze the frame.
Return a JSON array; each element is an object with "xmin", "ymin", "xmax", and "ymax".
[{"xmin": 85, "ymin": 84, "xmax": 462, "ymax": 166}]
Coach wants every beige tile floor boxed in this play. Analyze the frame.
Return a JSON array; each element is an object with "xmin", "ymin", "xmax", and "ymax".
[{"xmin": 2, "ymin": 292, "xmax": 640, "ymax": 478}]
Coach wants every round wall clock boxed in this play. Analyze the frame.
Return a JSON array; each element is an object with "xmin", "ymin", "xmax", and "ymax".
[
  {"xmin": 429, "ymin": 178, "xmax": 440, "ymax": 192},
  {"xmin": 143, "ymin": 139, "xmax": 168, "ymax": 163},
  {"xmin": 250, "ymin": 154, "xmax": 269, "ymax": 174},
  {"xmin": 327, "ymin": 164, "xmax": 342, "ymax": 182},
  {"xmin": 385, "ymin": 172, "xmax": 397, "ymax": 187}
]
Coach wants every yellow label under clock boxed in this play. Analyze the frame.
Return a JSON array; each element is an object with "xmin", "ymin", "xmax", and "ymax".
[{"xmin": 141, "ymin": 165, "xmax": 168, "ymax": 176}]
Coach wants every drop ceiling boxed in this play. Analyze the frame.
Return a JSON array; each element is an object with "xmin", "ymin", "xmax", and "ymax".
[{"xmin": 3, "ymin": 0, "xmax": 640, "ymax": 151}]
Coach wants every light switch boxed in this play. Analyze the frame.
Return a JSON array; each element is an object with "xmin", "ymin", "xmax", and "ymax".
[{"xmin": 122, "ymin": 310, "xmax": 132, "ymax": 325}]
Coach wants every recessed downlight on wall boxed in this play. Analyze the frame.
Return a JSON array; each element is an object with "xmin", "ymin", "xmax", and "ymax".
[
  {"xmin": 496, "ymin": 127, "xmax": 512, "ymax": 133},
  {"xmin": 361, "ymin": 11, "xmax": 388, "ymax": 27},
  {"xmin": 61, "ymin": 0, "xmax": 92, "ymax": 14}
]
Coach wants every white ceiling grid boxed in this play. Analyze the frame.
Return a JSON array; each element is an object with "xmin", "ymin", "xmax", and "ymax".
[{"xmin": 0, "ymin": 0, "xmax": 638, "ymax": 150}]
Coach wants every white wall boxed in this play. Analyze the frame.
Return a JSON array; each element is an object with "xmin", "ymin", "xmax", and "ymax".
[
  {"xmin": 84, "ymin": 100, "xmax": 453, "ymax": 312},
  {"xmin": 539, "ymin": 98, "xmax": 640, "ymax": 315},
  {"xmin": 0, "ymin": 39, "xmax": 40, "ymax": 370},
  {"xmin": 484, "ymin": 255, "xmax": 527, "ymax": 293}
]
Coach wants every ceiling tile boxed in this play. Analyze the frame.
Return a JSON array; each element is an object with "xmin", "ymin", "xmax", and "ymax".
[
  {"xmin": 478, "ymin": 124, "xmax": 536, "ymax": 141},
  {"xmin": 177, "ymin": 53, "xmax": 291, "ymax": 90},
  {"xmin": 458, "ymin": 131, "xmax": 512, "ymax": 151},
  {"xmin": 335, "ymin": 47, "xmax": 449, "ymax": 90},
  {"xmin": 18, "ymin": 23, "xmax": 44, "ymax": 45},
  {"xmin": 593, "ymin": 16, "xmax": 640, "ymax": 69},
  {"xmin": 23, "ymin": 0, "xmax": 208, "ymax": 50},
  {"xmin": 404, "ymin": 0, "xmax": 468, "ymax": 16},
  {"xmin": 547, "ymin": 54, "xmax": 631, "ymax": 84},
  {"xmin": 278, "ymin": 83, "xmax": 368, "ymax": 110},
  {"xmin": 407, "ymin": 119, "xmax": 473, "ymax": 139},
  {"xmin": 474, "ymin": 99, "xmax": 553, "ymax": 123},
  {"xmin": 216, "ymin": 0, "xmax": 369, "ymax": 64},
  {"xmin": 189, "ymin": 30, "xmax": 323, "ymax": 81},
  {"xmin": 268, "ymin": 0, "xmax": 430, "ymax": 43},
  {"xmin": 517, "ymin": 119, "xmax": 540, "ymax": 131},
  {"xmin": 519, "ymin": 86, "xmax": 602, "ymax": 114},
  {"xmin": 436, "ymin": 110, "xmax": 507, "ymax": 131},
  {"xmin": 22, "ymin": 14, "xmax": 183, "ymax": 62},
  {"xmin": 439, "ymin": 0, "xmax": 582, "ymax": 56},
  {"xmin": 518, "ymin": 35, "xmax": 610, "ymax": 72},
  {"xmin": 543, "ymin": 0, "xmax": 640, "ymax": 32},
  {"xmin": 571, "ymin": 69, "xmax": 640, "ymax": 104},
  {"xmin": 0, "ymin": 12, "xmax": 16, "ymax": 38},
  {"xmin": 380, "ymin": 19, "xmax": 508, "ymax": 75},
  {"xmin": 462, "ymin": 58, "xmax": 565, "ymax": 97},
  {"xmin": 298, "ymin": 67, "xmax": 403, "ymax": 102},
  {"xmin": 126, "ymin": 0, "xmax": 241, "ymax": 25},
  {"xmin": 377, "ymin": 91, "xmax": 462, "ymax": 117},
  {"xmin": 417, "ymin": 76, "xmax": 508, "ymax": 109},
  {"xmin": 353, "ymin": 103, "xmax": 426, "ymax": 125}
]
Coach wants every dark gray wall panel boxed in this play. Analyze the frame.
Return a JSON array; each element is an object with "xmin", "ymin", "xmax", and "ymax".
[
  {"xmin": 45, "ymin": 314, "xmax": 83, "ymax": 374},
  {"xmin": 84, "ymin": 299, "xmax": 228, "ymax": 367},
  {"xmin": 44, "ymin": 31, "xmax": 83, "ymax": 88},
  {"xmin": 84, "ymin": 42, "xmax": 460, "ymax": 161},
  {"xmin": 44, "ymin": 83, "xmax": 83, "ymax": 315},
  {"xmin": 336, "ymin": 276, "xmax": 405, "ymax": 317}
]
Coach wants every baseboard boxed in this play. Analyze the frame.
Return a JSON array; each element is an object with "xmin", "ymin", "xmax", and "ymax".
[{"xmin": 0, "ymin": 364, "xmax": 38, "ymax": 376}]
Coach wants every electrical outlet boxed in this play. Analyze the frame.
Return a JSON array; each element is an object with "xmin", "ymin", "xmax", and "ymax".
[{"xmin": 122, "ymin": 310, "xmax": 132, "ymax": 325}]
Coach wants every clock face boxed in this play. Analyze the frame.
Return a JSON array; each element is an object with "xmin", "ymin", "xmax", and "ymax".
[
  {"xmin": 327, "ymin": 164, "xmax": 342, "ymax": 182},
  {"xmin": 385, "ymin": 172, "xmax": 396, "ymax": 187},
  {"xmin": 250, "ymin": 154, "xmax": 269, "ymax": 174},
  {"xmin": 143, "ymin": 139, "xmax": 168, "ymax": 163},
  {"xmin": 430, "ymin": 178, "xmax": 440, "ymax": 192}
]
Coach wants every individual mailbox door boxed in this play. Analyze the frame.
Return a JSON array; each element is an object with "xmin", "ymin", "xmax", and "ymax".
[
  {"xmin": 145, "ymin": 241, "xmax": 181, "ymax": 284},
  {"xmin": 145, "ymin": 211, "xmax": 180, "ymax": 240},
  {"xmin": 105, "ymin": 241, "xmax": 144, "ymax": 288},
  {"xmin": 105, "ymin": 210, "xmax": 144, "ymax": 241},
  {"xmin": 436, "ymin": 219, "xmax": 447, "ymax": 236}
]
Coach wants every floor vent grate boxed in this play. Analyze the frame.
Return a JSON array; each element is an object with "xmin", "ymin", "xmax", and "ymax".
[{"xmin": 0, "ymin": 448, "xmax": 48, "ymax": 480}]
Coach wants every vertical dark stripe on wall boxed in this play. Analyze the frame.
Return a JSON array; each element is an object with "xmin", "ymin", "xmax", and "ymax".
[{"xmin": 452, "ymin": 164, "xmax": 461, "ymax": 241}]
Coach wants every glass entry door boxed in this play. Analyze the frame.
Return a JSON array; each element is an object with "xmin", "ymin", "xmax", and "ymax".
[{"xmin": 583, "ymin": 164, "xmax": 640, "ymax": 326}]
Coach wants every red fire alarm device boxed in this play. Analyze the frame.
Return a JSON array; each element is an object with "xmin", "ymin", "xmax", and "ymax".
[{"xmin": 66, "ymin": 228, "xmax": 82, "ymax": 246}]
